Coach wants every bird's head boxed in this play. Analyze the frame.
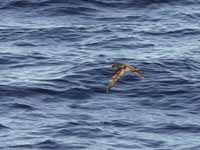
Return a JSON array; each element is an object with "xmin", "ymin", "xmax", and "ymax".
[
  {"xmin": 112, "ymin": 64, "xmax": 118, "ymax": 69},
  {"xmin": 112, "ymin": 63, "xmax": 124, "ymax": 69}
]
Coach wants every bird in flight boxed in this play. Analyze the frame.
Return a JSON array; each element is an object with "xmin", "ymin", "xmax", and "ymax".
[{"xmin": 106, "ymin": 63, "xmax": 144, "ymax": 93}]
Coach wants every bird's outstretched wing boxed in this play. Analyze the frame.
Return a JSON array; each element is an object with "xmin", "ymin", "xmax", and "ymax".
[
  {"xmin": 106, "ymin": 68, "xmax": 125, "ymax": 93},
  {"xmin": 126, "ymin": 65, "xmax": 144, "ymax": 79},
  {"xmin": 107, "ymin": 63, "xmax": 144, "ymax": 93}
]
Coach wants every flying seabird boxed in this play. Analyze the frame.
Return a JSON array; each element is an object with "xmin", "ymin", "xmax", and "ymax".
[{"xmin": 106, "ymin": 63, "xmax": 144, "ymax": 93}]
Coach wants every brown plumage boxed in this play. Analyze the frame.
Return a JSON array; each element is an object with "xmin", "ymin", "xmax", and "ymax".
[{"xmin": 106, "ymin": 63, "xmax": 144, "ymax": 93}]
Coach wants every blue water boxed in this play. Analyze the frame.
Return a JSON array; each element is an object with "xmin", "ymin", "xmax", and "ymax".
[{"xmin": 0, "ymin": 0, "xmax": 200, "ymax": 149}]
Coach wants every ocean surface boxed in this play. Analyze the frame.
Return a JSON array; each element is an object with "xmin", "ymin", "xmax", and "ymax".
[{"xmin": 0, "ymin": 0, "xmax": 200, "ymax": 149}]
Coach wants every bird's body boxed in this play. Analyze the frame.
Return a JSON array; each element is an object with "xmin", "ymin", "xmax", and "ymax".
[{"xmin": 106, "ymin": 63, "xmax": 144, "ymax": 93}]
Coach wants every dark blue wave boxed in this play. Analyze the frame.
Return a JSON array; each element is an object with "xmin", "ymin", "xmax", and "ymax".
[
  {"xmin": 9, "ymin": 139, "xmax": 86, "ymax": 150},
  {"xmin": 0, "ymin": 124, "xmax": 10, "ymax": 130},
  {"xmin": 139, "ymin": 123, "xmax": 200, "ymax": 134},
  {"xmin": 2, "ymin": 103, "xmax": 35, "ymax": 111},
  {"xmin": 0, "ymin": 0, "xmax": 199, "ymax": 11},
  {"xmin": 141, "ymin": 28, "xmax": 200, "ymax": 37}
]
